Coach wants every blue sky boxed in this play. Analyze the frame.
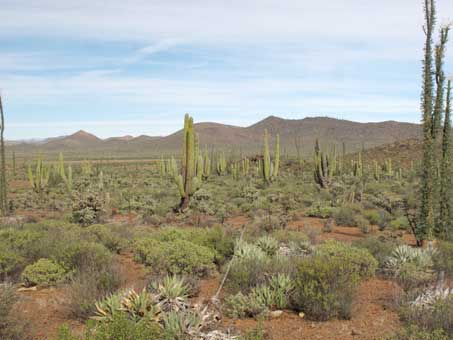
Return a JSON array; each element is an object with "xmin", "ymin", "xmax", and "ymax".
[{"xmin": 1, "ymin": 0, "xmax": 452, "ymax": 139}]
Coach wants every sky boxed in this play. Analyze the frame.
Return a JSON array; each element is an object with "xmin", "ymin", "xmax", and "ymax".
[{"xmin": 1, "ymin": 0, "xmax": 453, "ymax": 140}]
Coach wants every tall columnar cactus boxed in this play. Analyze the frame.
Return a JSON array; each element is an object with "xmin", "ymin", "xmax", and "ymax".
[
  {"xmin": 216, "ymin": 152, "xmax": 227, "ymax": 175},
  {"xmin": 28, "ymin": 154, "xmax": 50, "ymax": 193},
  {"xmin": 12, "ymin": 152, "xmax": 16, "ymax": 178},
  {"xmin": 57, "ymin": 152, "xmax": 73, "ymax": 192},
  {"xmin": 313, "ymin": 139, "xmax": 333, "ymax": 189},
  {"xmin": 353, "ymin": 152, "xmax": 363, "ymax": 177},
  {"xmin": 202, "ymin": 146, "xmax": 211, "ymax": 179},
  {"xmin": 0, "ymin": 95, "xmax": 7, "ymax": 214},
  {"xmin": 262, "ymin": 129, "xmax": 271, "ymax": 184},
  {"xmin": 272, "ymin": 134, "xmax": 280, "ymax": 177},
  {"xmin": 373, "ymin": 160, "xmax": 380, "ymax": 181},
  {"xmin": 230, "ymin": 162, "xmax": 239, "ymax": 180},
  {"xmin": 159, "ymin": 155, "xmax": 166, "ymax": 177},
  {"xmin": 172, "ymin": 114, "xmax": 201, "ymax": 211},
  {"xmin": 241, "ymin": 157, "xmax": 250, "ymax": 176}
]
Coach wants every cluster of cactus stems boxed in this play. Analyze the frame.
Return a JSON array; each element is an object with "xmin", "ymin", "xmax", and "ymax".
[
  {"xmin": 352, "ymin": 152, "xmax": 363, "ymax": 177},
  {"xmin": 28, "ymin": 154, "xmax": 50, "ymax": 193},
  {"xmin": 261, "ymin": 130, "xmax": 280, "ymax": 184},
  {"xmin": 216, "ymin": 152, "xmax": 227, "ymax": 175},
  {"xmin": 58, "ymin": 152, "xmax": 73, "ymax": 192},
  {"xmin": 172, "ymin": 114, "xmax": 201, "ymax": 211},
  {"xmin": 28, "ymin": 153, "xmax": 74, "ymax": 194},
  {"xmin": 313, "ymin": 139, "xmax": 336, "ymax": 188}
]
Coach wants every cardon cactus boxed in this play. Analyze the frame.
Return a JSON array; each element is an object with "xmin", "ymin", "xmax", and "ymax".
[{"xmin": 172, "ymin": 114, "xmax": 201, "ymax": 211}]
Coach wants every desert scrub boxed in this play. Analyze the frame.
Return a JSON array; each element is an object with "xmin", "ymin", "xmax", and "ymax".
[
  {"xmin": 352, "ymin": 236, "xmax": 400, "ymax": 269},
  {"xmin": 292, "ymin": 242, "xmax": 376, "ymax": 321},
  {"xmin": 433, "ymin": 241, "xmax": 453, "ymax": 275},
  {"xmin": 315, "ymin": 240, "xmax": 378, "ymax": 279},
  {"xmin": 384, "ymin": 325, "xmax": 449, "ymax": 340},
  {"xmin": 67, "ymin": 263, "xmax": 122, "ymax": 320},
  {"xmin": 399, "ymin": 296, "xmax": 453, "ymax": 337},
  {"xmin": 71, "ymin": 190, "xmax": 105, "ymax": 226},
  {"xmin": 305, "ymin": 204, "xmax": 334, "ymax": 218},
  {"xmin": 21, "ymin": 258, "xmax": 67, "ymax": 287},
  {"xmin": 292, "ymin": 255, "xmax": 357, "ymax": 321},
  {"xmin": 225, "ymin": 274, "xmax": 294, "ymax": 318},
  {"xmin": 134, "ymin": 238, "xmax": 216, "ymax": 277},
  {"xmin": 0, "ymin": 283, "xmax": 30, "ymax": 340}
]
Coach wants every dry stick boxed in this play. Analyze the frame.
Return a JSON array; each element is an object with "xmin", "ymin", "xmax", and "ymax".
[{"xmin": 211, "ymin": 224, "xmax": 246, "ymax": 302}]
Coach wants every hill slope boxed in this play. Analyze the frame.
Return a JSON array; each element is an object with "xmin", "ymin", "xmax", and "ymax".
[{"xmin": 9, "ymin": 116, "xmax": 422, "ymax": 159}]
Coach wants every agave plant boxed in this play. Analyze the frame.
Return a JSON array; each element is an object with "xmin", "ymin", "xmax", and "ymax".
[
  {"xmin": 150, "ymin": 275, "xmax": 191, "ymax": 312},
  {"xmin": 268, "ymin": 274, "xmax": 294, "ymax": 309},
  {"xmin": 256, "ymin": 236, "xmax": 279, "ymax": 256},
  {"xmin": 93, "ymin": 288, "xmax": 161, "ymax": 323},
  {"xmin": 121, "ymin": 288, "xmax": 161, "ymax": 322},
  {"xmin": 411, "ymin": 287, "xmax": 453, "ymax": 309},
  {"xmin": 93, "ymin": 292, "xmax": 123, "ymax": 322},
  {"xmin": 233, "ymin": 240, "xmax": 267, "ymax": 261},
  {"xmin": 384, "ymin": 245, "xmax": 435, "ymax": 276},
  {"xmin": 163, "ymin": 305, "xmax": 211, "ymax": 339}
]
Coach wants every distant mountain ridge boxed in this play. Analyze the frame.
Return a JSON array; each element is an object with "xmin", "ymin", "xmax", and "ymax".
[{"xmin": 9, "ymin": 116, "xmax": 422, "ymax": 158}]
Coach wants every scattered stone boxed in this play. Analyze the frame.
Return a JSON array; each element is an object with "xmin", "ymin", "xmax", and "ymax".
[
  {"xmin": 298, "ymin": 312, "xmax": 305, "ymax": 318},
  {"xmin": 351, "ymin": 328, "xmax": 361, "ymax": 336},
  {"xmin": 270, "ymin": 310, "xmax": 283, "ymax": 318}
]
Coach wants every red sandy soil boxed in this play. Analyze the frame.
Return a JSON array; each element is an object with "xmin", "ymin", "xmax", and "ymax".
[
  {"xmin": 13, "ymin": 215, "xmax": 413, "ymax": 340},
  {"xmin": 15, "ymin": 251, "xmax": 148, "ymax": 340},
  {"xmin": 222, "ymin": 278, "xmax": 402, "ymax": 340}
]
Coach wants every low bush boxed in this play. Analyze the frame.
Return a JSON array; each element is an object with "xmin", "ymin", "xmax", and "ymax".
[
  {"xmin": 315, "ymin": 240, "xmax": 378, "ymax": 279},
  {"xmin": 384, "ymin": 325, "xmax": 449, "ymax": 340},
  {"xmin": 433, "ymin": 241, "xmax": 453, "ymax": 276},
  {"xmin": 333, "ymin": 205, "xmax": 357, "ymax": 227},
  {"xmin": 21, "ymin": 258, "xmax": 67, "ymax": 287},
  {"xmin": 57, "ymin": 314, "xmax": 163, "ymax": 340},
  {"xmin": 305, "ymin": 205, "xmax": 333, "ymax": 219},
  {"xmin": 0, "ymin": 283, "xmax": 29, "ymax": 340},
  {"xmin": 135, "ymin": 238, "xmax": 215, "ymax": 277},
  {"xmin": 353, "ymin": 237, "xmax": 399, "ymax": 269},
  {"xmin": 400, "ymin": 296, "xmax": 453, "ymax": 337},
  {"xmin": 67, "ymin": 264, "xmax": 122, "ymax": 320},
  {"xmin": 226, "ymin": 244, "xmax": 292, "ymax": 295},
  {"xmin": 292, "ymin": 255, "xmax": 358, "ymax": 321}
]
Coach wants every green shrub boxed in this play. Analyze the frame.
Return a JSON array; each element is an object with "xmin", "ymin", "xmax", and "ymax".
[
  {"xmin": 57, "ymin": 242, "xmax": 113, "ymax": 273},
  {"xmin": 389, "ymin": 216, "xmax": 409, "ymax": 231},
  {"xmin": 0, "ymin": 283, "xmax": 29, "ymax": 340},
  {"xmin": 58, "ymin": 314, "xmax": 163, "ymax": 340},
  {"xmin": 21, "ymin": 258, "xmax": 67, "ymax": 287},
  {"xmin": 305, "ymin": 205, "xmax": 333, "ymax": 218},
  {"xmin": 138, "ymin": 239, "xmax": 215, "ymax": 277},
  {"xmin": 433, "ymin": 241, "xmax": 453, "ymax": 275},
  {"xmin": 333, "ymin": 206, "xmax": 357, "ymax": 226},
  {"xmin": 291, "ymin": 243, "xmax": 376, "ymax": 322},
  {"xmin": 0, "ymin": 247, "xmax": 23, "ymax": 279},
  {"xmin": 384, "ymin": 325, "xmax": 448, "ymax": 340},
  {"xmin": 67, "ymin": 264, "xmax": 122, "ymax": 320},
  {"xmin": 355, "ymin": 215, "xmax": 370, "ymax": 233},
  {"xmin": 400, "ymin": 297, "xmax": 453, "ymax": 337},
  {"xmin": 353, "ymin": 237, "xmax": 399, "ymax": 269},
  {"xmin": 316, "ymin": 240, "xmax": 378, "ymax": 279},
  {"xmin": 84, "ymin": 225, "xmax": 124, "ymax": 253}
]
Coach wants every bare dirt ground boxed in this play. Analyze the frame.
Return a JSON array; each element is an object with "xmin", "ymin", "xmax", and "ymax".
[
  {"xmin": 222, "ymin": 278, "xmax": 401, "ymax": 340},
  {"xmin": 13, "ymin": 216, "xmax": 408, "ymax": 340}
]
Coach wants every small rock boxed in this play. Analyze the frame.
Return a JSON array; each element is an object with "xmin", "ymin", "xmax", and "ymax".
[
  {"xmin": 351, "ymin": 329, "xmax": 361, "ymax": 336},
  {"xmin": 298, "ymin": 312, "xmax": 305, "ymax": 318},
  {"xmin": 270, "ymin": 310, "xmax": 283, "ymax": 318}
]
